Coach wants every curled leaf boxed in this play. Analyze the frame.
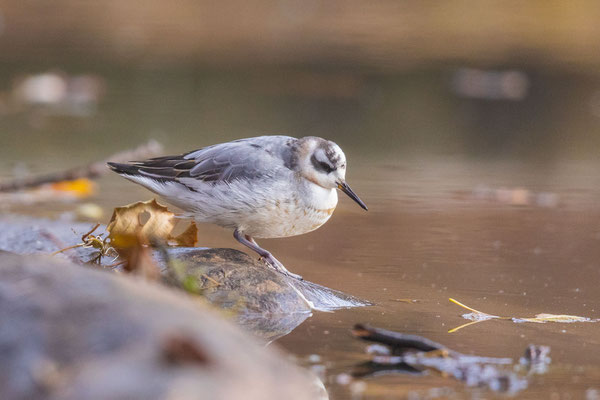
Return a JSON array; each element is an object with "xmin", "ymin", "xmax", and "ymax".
[{"xmin": 107, "ymin": 199, "xmax": 198, "ymax": 247}]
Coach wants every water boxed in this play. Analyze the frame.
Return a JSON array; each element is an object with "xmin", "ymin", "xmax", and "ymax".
[
  {"xmin": 1, "ymin": 67, "xmax": 600, "ymax": 399},
  {"xmin": 275, "ymin": 159, "xmax": 600, "ymax": 399}
]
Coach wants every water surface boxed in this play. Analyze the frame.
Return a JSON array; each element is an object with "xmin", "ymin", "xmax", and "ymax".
[{"xmin": 1, "ymin": 67, "xmax": 599, "ymax": 399}]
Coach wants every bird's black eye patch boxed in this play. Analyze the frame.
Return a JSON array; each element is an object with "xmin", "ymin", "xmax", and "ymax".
[
  {"xmin": 311, "ymin": 154, "xmax": 335, "ymax": 173},
  {"xmin": 320, "ymin": 161, "xmax": 334, "ymax": 173}
]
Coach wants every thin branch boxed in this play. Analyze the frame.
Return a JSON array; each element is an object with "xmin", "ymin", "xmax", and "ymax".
[{"xmin": 0, "ymin": 139, "xmax": 163, "ymax": 192}]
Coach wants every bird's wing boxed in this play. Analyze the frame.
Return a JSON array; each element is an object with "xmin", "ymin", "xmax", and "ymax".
[{"xmin": 108, "ymin": 136, "xmax": 296, "ymax": 184}]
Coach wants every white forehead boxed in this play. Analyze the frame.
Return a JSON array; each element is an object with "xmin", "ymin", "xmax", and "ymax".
[
  {"xmin": 330, "ymin": 143, "xmax": 346, "ymax": 162},
  {"xmin": 314, "ymin": 142, "xmax": 346, "ymax": 165}
]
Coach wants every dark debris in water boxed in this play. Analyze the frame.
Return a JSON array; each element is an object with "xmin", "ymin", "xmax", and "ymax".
[{"xmin": 351, "ymin": 324, "xmax": 551, "ymax": 395}]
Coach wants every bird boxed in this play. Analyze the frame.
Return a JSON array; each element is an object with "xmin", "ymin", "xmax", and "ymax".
[{"xmin": 107, "ymin": 135, "xmax": 367, "ymax": 280}]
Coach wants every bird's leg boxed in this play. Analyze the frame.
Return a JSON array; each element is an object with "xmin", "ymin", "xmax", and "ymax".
[{"xmin": 233, "ymin": 229, "xmax": 303, "ymax": 280}]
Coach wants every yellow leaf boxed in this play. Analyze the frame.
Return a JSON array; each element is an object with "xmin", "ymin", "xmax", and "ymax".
[
  {"xmin": 107, "ymin": 199, "xmax": 198, "ymax": 248},
  {"xmin": 50, "ymin": 178, "xmax": 96, "ymax": 198}
]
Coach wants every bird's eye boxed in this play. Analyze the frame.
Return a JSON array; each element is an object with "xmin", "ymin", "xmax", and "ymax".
[
  {"xmin": 319, "ymin": 161, "xmax": 334, "ymax": 173},
  {"xmin": 310, "ymin": 154, "xmax": 335, "ymax": 173}
]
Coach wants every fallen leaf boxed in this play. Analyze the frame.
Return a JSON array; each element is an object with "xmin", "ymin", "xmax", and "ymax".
[
  {"xmin": 50, "ymin": 178, "xmax": 96, "ymax": 198},
  {"xmin": 516, "ymin": 314, "xmax": 592, "ymax": 324},
  {"xmin": 107, "ymin": 199, "xmax": 198, "ymax": 247},
  {"xmin": 448, "ymin": 298, "xmax": 597, "ymax": 333},
  {"xmin": 122, "ymin": 242, "xmax": 161, "ymax": 281}
]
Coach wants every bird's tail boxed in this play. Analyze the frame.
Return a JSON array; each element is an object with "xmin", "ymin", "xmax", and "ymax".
[{"xmin": 107, "ymin": 162, "xmax": 141, "ymax": 176}]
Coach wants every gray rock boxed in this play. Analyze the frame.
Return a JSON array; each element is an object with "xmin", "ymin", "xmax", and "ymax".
[
  {"xmin": 0, "ymin": 253, "xmax": 323, "ymax": 400},
  {"xmin": 160, "ymin": 247, "xmax": 312, "ymax": 315},
  {"xmin": 0, "ymin": 215, "xmax": 372, "ymax": 341},
  {"xmin": 0, "ymin": 215, "xmax": 104, "ymax": 262},
  {"xmin": 160, "ymin": 247, "xmax": 371, "ymax": 312}
]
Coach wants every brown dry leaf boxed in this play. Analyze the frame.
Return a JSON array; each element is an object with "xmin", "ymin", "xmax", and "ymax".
[
  {"xmin": 107, "ymin": 199, "xmax": 197, "ymax": 247},
  {"xmin": 122, "ymin": 242, "xmax": 161, "ymax": 281}
]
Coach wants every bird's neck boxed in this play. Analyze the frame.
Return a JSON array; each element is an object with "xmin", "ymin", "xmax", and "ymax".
[{"xmin": 300, "ymin": 178, "xmax": 338, "ymax": 210}]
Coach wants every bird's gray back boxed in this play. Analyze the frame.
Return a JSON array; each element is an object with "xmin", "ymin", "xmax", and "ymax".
[
  {"xmin": 123, "ymin": 135, "xmax": 298, "ymax": 187},
  {"xmin": 183, "ymin": 135, "xmax": 297, "ymax": 183}
]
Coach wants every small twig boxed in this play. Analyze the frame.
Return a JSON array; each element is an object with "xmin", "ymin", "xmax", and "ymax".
[
  {"xmin": 50, "ymin": 223, "xmax": 101, "ymax": 256},
  {"xmin": 51, "ymin": 243, "xmax": 84, "ymax": 256},
  {"xmin": 0, "ymin": 140, "xmax": 163, "ymax": 192},
  {"xmin": 105, "ymin": 259, "xmax": 127, "ymax": 269},
  {"xmin": 40, "ymin": 230, "xmax": 82, "ymax": 264},
  {"xmin": 352, "ymin": 324, "xmax": 447, "ymax": 354},
  {"xmin": 81, "ymin": 223, "xmax": 101, "ymax": 240},
  {"xmin": 201, "ymin": 274, "xmax": 222, "ymax": 287}
]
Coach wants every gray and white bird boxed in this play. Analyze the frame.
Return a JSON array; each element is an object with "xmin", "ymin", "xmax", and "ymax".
[{"xmin": 108, "ymin": 135, "xmax": 367, "ymax": 280}]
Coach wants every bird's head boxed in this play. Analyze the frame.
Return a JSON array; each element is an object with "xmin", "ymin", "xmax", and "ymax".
[{"xmin": 294, "ymin": 136, "xmax": 368, "ymax": 210}]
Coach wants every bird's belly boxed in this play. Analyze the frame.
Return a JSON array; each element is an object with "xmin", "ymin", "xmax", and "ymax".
[
  {"xmin": 176, "ymin": 178, "xmax": 338, "ymax": 239},
  {"xmin": 242, "ymin": 202, "xmax": 336, "ymax": 238}
]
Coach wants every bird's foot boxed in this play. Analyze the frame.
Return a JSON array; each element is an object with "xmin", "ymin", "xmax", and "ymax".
[{"xmin": 261, "ymin": 254, "xmax": 303, "ymax": 280}]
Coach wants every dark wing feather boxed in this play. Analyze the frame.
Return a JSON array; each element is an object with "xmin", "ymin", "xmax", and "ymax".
[{"xmin": 108, "ymin": 137, "xmax": 295, "ymax": 184}]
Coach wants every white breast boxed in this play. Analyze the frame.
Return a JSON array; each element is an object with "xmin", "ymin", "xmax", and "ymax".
[{"xmin": 236, "ymin": 179, "xmax": 338, "ymax": 238}]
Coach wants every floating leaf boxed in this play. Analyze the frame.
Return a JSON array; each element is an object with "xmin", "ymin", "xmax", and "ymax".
[
  {"xmin": 448, "ymin": 298, "xmax": 597, "ymax": 333},
  {"xmin": 107, "ymin": 199, "xmax": 198, "ymax": 247},
  {"xmin": 516, "ymin": 314, "xmax": 592, "ymax": 324}
]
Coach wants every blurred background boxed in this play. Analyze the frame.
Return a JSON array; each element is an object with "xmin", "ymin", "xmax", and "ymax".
[
  {"xmin": 2, "ymin": 0, "xmax": 600, "ymax": 165},
  {"xmin": 2, "ymin": 2, "xmax": 600, "ymax": 399}
]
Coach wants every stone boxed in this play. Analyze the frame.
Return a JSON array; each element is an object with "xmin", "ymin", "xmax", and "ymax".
[
  {"xmin": 0, "ymin": 215, "xmax": 372, "ymax": 341},
  {"xmin": 0, "ymin": 253, "xmax": 322, "ymax": 400}
]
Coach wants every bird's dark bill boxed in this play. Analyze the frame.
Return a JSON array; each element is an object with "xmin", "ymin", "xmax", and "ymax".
[{"xmin": 338, "ymin": 182, "xmax": 368, "ymax": 210}]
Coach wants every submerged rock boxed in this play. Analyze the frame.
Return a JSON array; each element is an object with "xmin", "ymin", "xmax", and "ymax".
[
  {"xmin": 160, "ymin": 247, "xmax": 372, "ymax": 313},
  {"xmin": 0, "ymin": 215, "xmax": 371, "ymax": 340},
  {"xmin": 160, "ymin": 247, "xmax": 312, "ymax": 314},
  {"xmin": 0, "ymin": 253, "xmax": 321, "ymax": 400},
  {"xmin": 159, "ymin": 247, "xmax": 372, "ymax": 340}
]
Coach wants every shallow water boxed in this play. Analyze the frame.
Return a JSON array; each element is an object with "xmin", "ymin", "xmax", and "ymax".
[
  {"xmin": 1, "ymin": 68, "xmax": 600, "ymax": 399},
  {"xmin": 274, "ymin": 159, "xmax": 600, "ymax": 399}
]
